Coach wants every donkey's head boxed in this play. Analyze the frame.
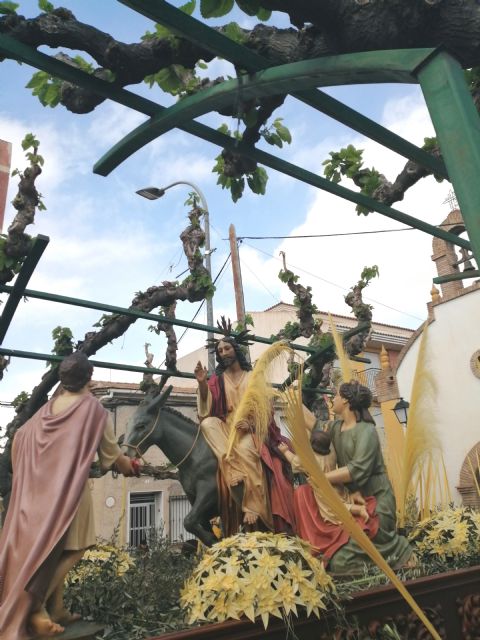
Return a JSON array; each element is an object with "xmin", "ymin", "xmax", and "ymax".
[{"xmin": 123, "ymin": 385, "xmax": 172, "ymax": 457}]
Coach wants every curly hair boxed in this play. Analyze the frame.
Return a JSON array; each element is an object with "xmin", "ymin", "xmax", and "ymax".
[
  {"xmin": 339, "ymin": 380, "xmax": 375, "ymax": 424},
  {"xmin": 310, "ymin": 430, "xmax": 332, "ymax": 456},
  {"xmin": 59, "ymin": 352, "xmax": 93, "ymax": 392},
  {"xmin": 214, "ymin": 337, "xmax": 252, "ymax": 374}
]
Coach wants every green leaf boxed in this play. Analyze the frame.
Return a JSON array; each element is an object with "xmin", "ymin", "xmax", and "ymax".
[
  {"xmin": 200, "ymin": 0, "xmax": 234, "ymax": 18},
  {"xmin": 256, "ymin": 7, "xmax": 271, "ymax": 20},
  {"xmin": 0, "ymin": 1, "xmax": 19, "ymax": 14},
  {"xmin": 247, "ymin": 166, "xmax": 268, "ymax": 194},
  {"xmin": 235, "ymin": 0, "xmax": 259, "ymax": 16},
  {"xmin": 38, "ymin": 0, "xmax": 54, "ymax": 11},
  {"xmin": 273, "ymin": 118, "xmax": 292, "ymax": 144},
  {"xmin": 21, "ymin": 133, "xmax": 39, "ymax": 151},
  {"xmin": 223, "ymin": 21, "xmax": 247, "ymax": 44},
  {"xmin": 179, "ymin": 0, "xmax": 196, "ymax": 15}
]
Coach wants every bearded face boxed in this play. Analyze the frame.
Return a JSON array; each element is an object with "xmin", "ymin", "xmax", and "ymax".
[{"xmin": 217, "ymin": 340, "xmax": 237, "ymax": 368}]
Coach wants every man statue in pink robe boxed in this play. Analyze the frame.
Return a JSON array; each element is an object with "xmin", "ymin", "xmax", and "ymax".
[{"xmin": 0, "ymin": 352, "xmax": 135, "ymax": 639}]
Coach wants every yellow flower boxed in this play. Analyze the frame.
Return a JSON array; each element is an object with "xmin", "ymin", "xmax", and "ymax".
[{"xmin": 254, "ymin": 549, "xmax": 285, "ymax": 575}]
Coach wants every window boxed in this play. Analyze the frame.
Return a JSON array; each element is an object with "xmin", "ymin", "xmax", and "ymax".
[
  {"xmin": 168, "ymin": 495, "xmax": 195, "ymax": 542},
  {"xmin": 128, "ymin": 491, "xmax": 162, "ymax": 547}
]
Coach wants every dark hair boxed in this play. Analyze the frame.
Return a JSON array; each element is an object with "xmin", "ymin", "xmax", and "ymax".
[
  {"xmin": 59, "ymin": 352, "xmax": 93, "ymax": 392},
  {"xmin": 310, "ymin": 430, "xmax": 331, "ymax": 456},
  {"xmin": 214, "ymin": 337, "xmax": 252, "ymax": 374},
  {"xmin": 339, "ymin": 380, "xmax": 375, "ymax": 424}
]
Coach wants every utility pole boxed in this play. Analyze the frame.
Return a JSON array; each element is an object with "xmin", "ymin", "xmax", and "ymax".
[
  {"xmin": 0, "ymin": 140, "xmax": 12, "ymax": 233},
  {"xmin": 229, "ymin": 224, "xmax": 246, "ymax": 327}
]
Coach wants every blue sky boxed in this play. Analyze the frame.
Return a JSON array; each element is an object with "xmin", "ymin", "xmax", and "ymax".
[{"xmin": 0, "ymin": 1, "xmax": 453, "ymax": 419}]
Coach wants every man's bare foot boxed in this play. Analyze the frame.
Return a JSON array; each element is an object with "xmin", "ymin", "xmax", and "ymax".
[
  {"xmin": 29, "ymin": 610, "xmax": 65, "ymax": 637},
  {"xmin": 50, "ymin": 608, "xmax": 81, "ymax": 625},
  {"xmin": 243, "ymin": 511, "xmax": 258, "ymax": 526}
]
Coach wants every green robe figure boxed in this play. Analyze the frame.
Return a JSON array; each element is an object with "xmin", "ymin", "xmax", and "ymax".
[{"xmin": 320, "ymin": 381, "xmax": 412, "ymax": 573}]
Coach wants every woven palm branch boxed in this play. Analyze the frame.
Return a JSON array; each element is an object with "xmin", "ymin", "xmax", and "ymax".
[
  {"xmin": 226, "ymin": 341, "xmax": 292, "ymax": 458},
  {"xmin": 397, "ymin": 322, "xmax": 443, "ymax": 527},
  {"xmin": 328, "ymin": 313, "xmax": 353, "ymax": 384},
  {"xmin": 281, "ymin": 381, "xmax": 441, "ymax": 640}
]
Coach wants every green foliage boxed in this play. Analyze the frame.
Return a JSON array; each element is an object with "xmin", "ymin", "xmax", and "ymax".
[
  {"xmin": 93, "ymin": 313, "xmax": 120, "ymax": 328},
  {"xmin": 182, "ymin": 271, "xmax": 215, "ymax": 299},
  {"xmin": 234, "ymin": 313, "xmax": 254, "ymax": 333},
  {"xmin": 12, "ymin": 390, "xmax": 30, "ymax": 413},
  {"xmin": 0, "ymin": 234, "xmax": 26, "ymax": 273},
  {"xmin": 212, "ymin": 127, "xmax": 268, "ymax": 201},
  {"xmin": 422, "ymin": 136, "xmax": 444, "ymax": 183},
  {"xmin": 64, "ymin": 537, "xmax": 196, "ymax": 639},
  {"xmin": 236, "ymin": 0, "xmax": 271, "ymax": 20},
  {"xmin": 223, "ymin": 21, "xmax": 247, "ymax": 44},
  {"xmin": 323, "ymin": 144, "xmax": 383, "ymax": 215},
  {"xmin": 144, "ymin": 64, "xmax": 200, "ymax": 96},
  {"xmin": 323, "ymin": 144, "xmax": 364, "ymax": 183},
  {"xmin": 278, "ymin": 268, "xmax": 298, "ymax": 284},
  {"xmin": 26, "ymin": 71, "xmax": 62, "ymax": 108},
  {"xmin": 49, "ymin": 326, "xmax": 74, "ymax": 367},
  {"xmin": 355, "ymin": 169, "xmax": 381, "ymax": 215},
  {"xmin": 260, "ymin": 117, "xmax": 292, "ymax": 148},
  {"xmin": 359, "ymin": 264, "xmax": 379, "ymax": 286},
  {"xmin": 38, "ymin": 0, "xmax": 54, "ymax": 11},
  {"xmin": 0, "ymin": 1, "xmax": 18, "ymax": 14},
  {"xmin": 200, "ymin": 0, "xmax": 234, "ymax": 18},
  {"xmin": 142, "ymin": 1, "xmax": 195, "ymax": 41}
]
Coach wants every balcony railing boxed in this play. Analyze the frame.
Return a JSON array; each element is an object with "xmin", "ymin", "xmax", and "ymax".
[{"xmin": 332, "ymin": 367, "xmax": 381, "ymax": 397}]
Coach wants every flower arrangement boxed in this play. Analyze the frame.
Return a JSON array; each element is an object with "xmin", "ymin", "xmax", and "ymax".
[
  {"xmin": 180, "ymin": 531, "xmax": 336, "ymax": 628},
  {"xmin": 67, "ymin": 543, "xmax": 134, "ymax": 583},
  {"xmin": 408, "ymin": 506, "xmax": 480, "ymax": 562}
]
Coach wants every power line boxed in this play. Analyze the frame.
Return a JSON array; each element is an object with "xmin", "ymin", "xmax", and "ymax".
[
  {"xmin": 231, "ymin": 222, "xmax": 464, "ymax": 241},
  {"xmin": 243, "ymin": 242, "xmax": 424, "ymax": 322}
]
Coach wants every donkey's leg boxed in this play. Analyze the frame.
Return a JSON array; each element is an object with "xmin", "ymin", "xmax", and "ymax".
[{"xmin": 183, "ymin": 489, "xmax": 218, "ymax": 547}]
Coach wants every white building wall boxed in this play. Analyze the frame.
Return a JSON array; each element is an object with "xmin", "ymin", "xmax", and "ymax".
[{"xmin": 396, "ymin": 289, "xmax": 480, "ymax": 503}]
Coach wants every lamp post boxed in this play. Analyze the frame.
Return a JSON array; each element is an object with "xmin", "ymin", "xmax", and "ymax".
[
  {"xmin": 136, "ymin": 181, "xmax": 215, "ymax": 374},
  {"xmin": 392, "ymin": 397, "xmax": 410, "ymax": 426}
]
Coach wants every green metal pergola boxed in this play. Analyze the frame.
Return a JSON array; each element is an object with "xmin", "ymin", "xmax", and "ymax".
[{"xmin": 0, "ymin": 0, "xmax": 479, "ymax": 374}]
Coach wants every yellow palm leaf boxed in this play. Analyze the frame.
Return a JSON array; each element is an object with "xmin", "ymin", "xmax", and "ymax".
[
  {"xmin": 226, "ymin": 341, "xmax": 292, "ymax": 458},
  {"xmin": 281, "ymin": 381, "xmax": 441, "ymax": 640},
  {"xmin": 328, "ymin": 313, "xmax": 353, "ymax": 383},
  {"xmin": 398, "ymin": 322, "xmax": 442, "ymax": 527}
]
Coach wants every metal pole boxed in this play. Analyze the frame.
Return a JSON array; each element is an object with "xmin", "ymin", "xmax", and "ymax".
[{"xmin": 162, "ymin": 181, "xmax": 215, "ymax": 373}]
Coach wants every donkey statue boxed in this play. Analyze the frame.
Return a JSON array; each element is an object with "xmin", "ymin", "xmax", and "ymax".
[{"xmin": 124, "ymin": 385, "xmax": 219, "ymax": 546}]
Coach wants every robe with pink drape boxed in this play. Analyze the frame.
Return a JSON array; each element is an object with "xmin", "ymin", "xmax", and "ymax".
[{"xmin": 0, "ymin": 393, "xmax": 108, "ymax": 640}]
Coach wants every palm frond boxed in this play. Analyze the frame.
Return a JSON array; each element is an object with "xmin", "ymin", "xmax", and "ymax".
[
  {"xmin": 398, "ymin": 323, "xmax": 442, "ymax": 526},
  {"xmin": 328, "ymin": 313, "xmax": 353, "ymax": 383},
  {"xmin": 281, "ymin": 381, "xmax": 441, "ymax": 640},
  {"xmin": 226, "ymin": 341, "xmax": 292, "ymax": 457}
]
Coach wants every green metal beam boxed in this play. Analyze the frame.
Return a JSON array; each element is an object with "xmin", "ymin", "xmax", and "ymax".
[
  {"xmin": 0, "ymin": 284, "xmax": 316, "ymax": 355},
  {"xmin": 416, "ymin": 51, "xmax": 480, "ymax": 270},
  {"xmin": 0, "ymin": 235, "xmax": 50, "ymax": 344},
  {"xmin": 433, "ymin": 269, "xmax": 480, "ymax": 284},
  {"xmin": 0, "ymin": 35, "xmax": 466, "ymax": 251},
  {"xmin": 119, "ymin": 0, "xmax": 447, "ymax": 179},
  {"xmin": 94, "ymin": 49, "xmax": 438, "ymax": 172},
  {"xmin": 0, "ymin": 347, "xmax": 196, "ymax": 379}
]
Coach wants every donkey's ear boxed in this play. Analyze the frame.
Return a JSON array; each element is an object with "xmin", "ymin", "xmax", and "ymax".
[{"xmin": 147, "ymin": 385, "xmax": 173, "ymax": 413}]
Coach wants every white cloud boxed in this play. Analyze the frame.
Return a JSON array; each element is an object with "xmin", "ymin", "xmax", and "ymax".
[{"xmin": 236, "ymin": 94, "xmax": 450, "ymax": 329}]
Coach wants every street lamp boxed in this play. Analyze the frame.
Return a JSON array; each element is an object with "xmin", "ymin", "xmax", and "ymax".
[
  {"xmin": 136, "ymin": 181, "xmax": 215, "ymax": 374},
  {"xmin": 392, "ymin": 397, "xmax": 410, "ymax": 426}
]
